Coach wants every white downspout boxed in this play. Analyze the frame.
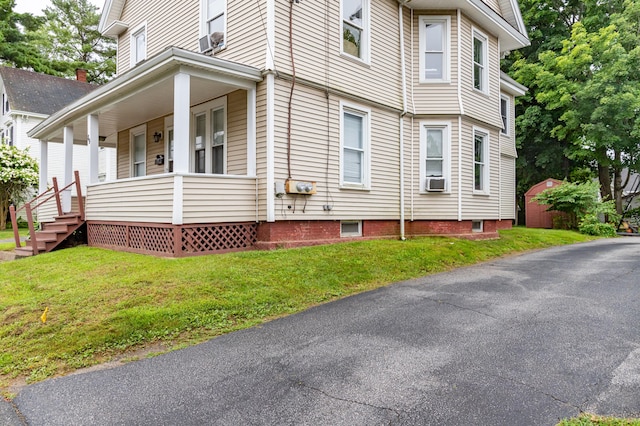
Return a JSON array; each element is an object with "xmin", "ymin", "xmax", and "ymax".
[
  {"xmin": 265, "ymin": 0, "xmax": 276, "ymax": 222},
  {"xmin": 399, "ymin": 3, "xmax": 407, "ymax": 240},
  {"xmin": 457, "ymin": 9, "xmax": 464, "ymax": 222}
]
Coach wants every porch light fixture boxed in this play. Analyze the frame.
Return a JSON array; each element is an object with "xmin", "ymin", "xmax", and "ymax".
[{"xmin": 153, "ymin": 131, "xmax": 163, "ymax": 143}]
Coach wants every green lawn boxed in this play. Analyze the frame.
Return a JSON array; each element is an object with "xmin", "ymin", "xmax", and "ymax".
[
  {"xmin": 0, "ymin": 227, "xmax": 27, "ymax": 251},
  {"xmin": 558, "ymin": 414, "xmax": 640, "ymax": 425},
  {"xmin": 0, "ymin": 228, "xmax": 599, "ymax": 396}
]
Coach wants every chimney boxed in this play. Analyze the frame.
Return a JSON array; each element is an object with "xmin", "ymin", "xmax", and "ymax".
[{"xmin": 76, "ymin": 68, "xmax": 87, "ymax": 83}]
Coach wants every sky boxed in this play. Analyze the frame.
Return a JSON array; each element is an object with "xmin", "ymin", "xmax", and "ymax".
[{"xmin": 14, "ymin": 0, "xmax": 103, "ymax": 15}]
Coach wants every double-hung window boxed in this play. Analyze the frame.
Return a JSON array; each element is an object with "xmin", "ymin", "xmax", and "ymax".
[
  {"xmin": 341, "ymin": 0, "xmax": 369, "ymax": 62},
  {"xmin": 131, "ymin": 125, "xmax": 146, "ymax": 177},
  {"xmin": 473, "ymin": 128, "xmax": 489, "ymax": 193},
  {"xmin": 500, "ymin": 95, "xmax": 509, "ymax": 135},
  {"xmin": 340, "ymin": 102, "xmax": 370, "ymax": 188},
  {"xmin": 420, "ymin": 122, "xmax": 451, "ymax": 192},
  {"xmin": 203, "ymin": 0, "xmax": 226, "ymax": 50},
  {"xmin": 130, "ymin": 23, "xmax": 147, "ymax": 66},
  {"xmin": 473, "ymin": 29, "xmax": 488, "ymax": 93},
  {"xmin": 419, "ymin": 16, "xmax": 450, "ymax": 83},
  {"xmin": 192, "ymin": 97, "xmax": 226, "ymax": 174}
]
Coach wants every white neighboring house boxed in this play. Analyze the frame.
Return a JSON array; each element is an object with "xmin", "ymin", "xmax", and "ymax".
[{"xmin": 0, "ymin": 67, "xmax": 116, "ymax": 200}]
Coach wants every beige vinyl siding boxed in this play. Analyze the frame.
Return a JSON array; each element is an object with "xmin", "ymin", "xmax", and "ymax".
[
  {"xmin": 37, "ymin": 197, "xmax": 58, "ymax": 224},
  {"xmin": 214, "ymin": 0, "xmax": 267, "ymax": 68},
  {"xmin": 146, "ymin": 117, "xmax": 165, "ymax": 175},
  {"xmin": 411, "ymin": 11, "xmax": 461, "ymax": 115},
  {"xmin": 227, "ymin": 90, "xmax": 247, "ymax": 175},
  {"xmin": 117, "ymin": 129, "xmax": 130, "ymax": 179},
  {"xmin": 116, "ymin": 0, "xmax": 199, "ymax": 74},
  {"xmin": 182, "ymin": 175, "xmax": 257, "ymax": 222},
  {"xmin": 273, "ymin": 0, "xmax": 403, "ymax": 110},
  {"xmin": 85, "ymin": 176, "xmax": 174, "ymax": 222},
  {"xmin": 459, "ymin": 13, "xmax": 503, "ymax": 129},
  {"xmin": 272, "ymin": 80, "xmax": 401, "ymax": 221},
  {"xmin": 255, "ymin": 80, "xmax": 268, "ymax": 220},
  {"xmin": 500, "ymin": 154, "xmax": 516, "ymax": 220},
  {"xmin": 406, "ymin": 116, "xmax": 460, "ymax": 220},
  {"xmin": 483, "ymin": 0, "xmax": 502, "ymax": 14},
  {"xmin": 459, "ymin": 119, "xmax": 500, "ymax": 220}
]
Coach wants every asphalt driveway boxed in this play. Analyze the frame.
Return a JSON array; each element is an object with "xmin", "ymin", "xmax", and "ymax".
[{"xmin": 5, "ymin": 238, "xmax": 640, "ymax": 425}]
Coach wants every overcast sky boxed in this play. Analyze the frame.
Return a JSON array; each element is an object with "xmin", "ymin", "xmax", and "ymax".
[{"xmin": 14, "ymin": 0, "xmax": 103, "ymax": 15}]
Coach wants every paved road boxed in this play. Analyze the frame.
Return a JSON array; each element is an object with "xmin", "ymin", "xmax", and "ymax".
[{"xmin": 5, "ymin": 238, "xmax": 640, "ymax": 425}]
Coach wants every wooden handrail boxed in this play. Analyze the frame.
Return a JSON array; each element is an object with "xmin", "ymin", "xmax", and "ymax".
[{"xmin": 9, "ymin": 171, "xmax": 84, "ymax": 252}]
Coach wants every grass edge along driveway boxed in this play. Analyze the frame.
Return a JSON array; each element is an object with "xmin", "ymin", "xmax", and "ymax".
[{"xmin": 1, "ymin": 228, "xmax": 596, "ymax": 397}]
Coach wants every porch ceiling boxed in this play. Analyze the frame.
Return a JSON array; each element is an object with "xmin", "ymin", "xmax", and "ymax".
[{"xmin": 29, "ymin": 48, "xmax": 263, "ymax": 148}]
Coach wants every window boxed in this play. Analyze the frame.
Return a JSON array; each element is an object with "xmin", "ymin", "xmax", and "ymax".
[
  {"xmin": 2, "ymin": 93, "xmax": 8, "ymax": 115},
  {"xmin": 473, "ymin": 128, "xmax": 489, "ymax": 193},
  {"xmin": 202, "ymin": 0, "xmax": 226, "ymax": 50},
  {"xmin": 500, "ymin": 95, "xmax": 509, "ymax": 135},
  {"xmin": 341, "ymin": 0, "xmax": 369, "ymax": 62},
  {"xmin": 472, "ymin": 220, "xmax": 483, "ymax": 232},
  {"xmin": 191, "ymin": 97, "xmax": 226, "ymax": 174},
  {"xmin": 473, "ymin": 30, "xmax": 488, "ymax": 93},
  {"xmin": 167, "ymin": 128, "xmax": 174, "ymax": 172},
  {"xmin": 131, "ymin": 125, "xmax": 146, "ymax": 177},
  {"xmin": 131, "ymin": 23, "xmax": 147, "ymax": 66},
  {"xmin": 419, "ymin": 16, "xmax": 450, "ymax": 82},
  {"xmin": 340, "ymin": 102, "xmax": 370, "ymax": 188},
  {"xmin": 341, "ymin": 221, "xmax": 362, "ymax": 237},
  {"xmin": 420, "ymin": 122, "xmax": 451, "ymax": 192}
]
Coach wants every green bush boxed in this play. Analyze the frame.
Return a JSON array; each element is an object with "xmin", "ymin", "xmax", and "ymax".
[{"xmin": 578, "ymin": 214, "xmax": 617, "ymax": 236}]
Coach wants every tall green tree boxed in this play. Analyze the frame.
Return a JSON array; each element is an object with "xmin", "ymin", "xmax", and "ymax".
[
  {"xmin": 30, "ymin": 0, "xmax": 116, "ymax": 83},
  {"xmin": 0, "ymin": 0, "xmax": 53, "ymax": 72}
]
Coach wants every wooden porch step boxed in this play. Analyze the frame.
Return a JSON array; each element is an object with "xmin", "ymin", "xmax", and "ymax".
[{"xmin": 14, "ymin": 247, "xmax": 35, "ymax": 257}]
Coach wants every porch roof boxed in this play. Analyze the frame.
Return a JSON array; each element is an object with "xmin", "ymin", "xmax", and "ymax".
[{"xmin": 28, "ymin": 47, "xmax": 263, "ymax": 148}]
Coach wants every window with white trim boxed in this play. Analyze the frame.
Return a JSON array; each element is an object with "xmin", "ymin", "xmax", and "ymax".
[
  {"xmin": 341, "ymin": 0, "xmax": 369, "ymax": 62},
  {"xmin": 420, "ymin": 122, "xmax": 451, "ymax": 192},
  {"xmin": 192, "ymin": 97, "xmax": 226, "ymax": 174},
  {"xmin": 500, "ymin": 95, "xmax": 509, "ymax": 135},
  {"xmin": 473, "ymin": 128, "xmax": 489, "ymax": 193},
  {"xmin": 340, "ymin": 102, "xmax": 370, "ymax": 188},
  {"xmin": 202, "ymin": 0, "xmax": 226, "ymax": 50},
  {"xmin": 130, "ymin": 125, "xmax": 146, "ymax": 177},
  {"xmin": 341, "ymin": 221, "xmax": 362, "ymax": 237},
  {"xmin": 2, "ymin": 93, "xmax": 8, "ymax": 115},
  {"xmin": 419, "ymin": 16, "xmax": 450, "ymax": 83},
  {"xmin": 164, "ymin": 116, "xmax": 174, "ymax": 173},
  {"xmin": 130, "ymin": 24, "xmax": 146, "ymax": 66},
  {"xmin": 473, "ymin": 29, "xmax": 488, "ymax": 93}
]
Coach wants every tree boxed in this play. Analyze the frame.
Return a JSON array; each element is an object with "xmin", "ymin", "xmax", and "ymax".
[
  {"xmin": 0, "ymin": 0, "xmax": 54, "ymax": 73},
  {"xmin": 0, "ymin": 144, "xmax": 39, "ymax": 230},
  {"xmin": 510, "ymin": 0, "xmax": 640, "ymax": 213},
  {"xmin": 29, "ymin": 0, "xmax": 116, "ymax": 83}
]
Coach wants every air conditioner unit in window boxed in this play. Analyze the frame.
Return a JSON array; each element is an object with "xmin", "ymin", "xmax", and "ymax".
[
  {"xmin": 199, "ymin": 33, "xmax": 225, "ymax": 54},
  {"xmin": 426, "ymin": 177, "xmax": 446, "ymax": 192},
  {"xmin": 199, "ymin": 35, "xmax": 213, "ymax": 53}
]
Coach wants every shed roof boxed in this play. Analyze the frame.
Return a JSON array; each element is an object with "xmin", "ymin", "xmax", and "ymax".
[{"xmin": 0, "ymin": 67, "xmax": 97, "ymax": 116}]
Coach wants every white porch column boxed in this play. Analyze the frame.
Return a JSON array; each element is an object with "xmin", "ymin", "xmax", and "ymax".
[
  {"xmin": 266, "ymin": 73, "xmax": 275, "ymax": 222},
  {"xmin": 39, "ymin": 140, "xmax": 48, "ymax": 194},
  {"xmin": 87, "ymin": 114, "xmax": 100, "ymax": 184},
  {"xmin": 62, "ymin": 126, "xmax": 74, "ymax": 213},
  {"xmin": 173, "ymin": 72, "xmax": 190, "ymax": 174},
  {"xmin": 247, "ymin": 86, "xmax": 257, "ymax": 176}
]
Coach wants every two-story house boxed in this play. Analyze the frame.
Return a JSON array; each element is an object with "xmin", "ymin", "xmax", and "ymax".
[
  {"xmin": 0, "ymin": 67, "xmax": 117, "ymax": 207},
  {"xmin": 25, "ymin": 0, "xmax": 528, "ymax": 257}
]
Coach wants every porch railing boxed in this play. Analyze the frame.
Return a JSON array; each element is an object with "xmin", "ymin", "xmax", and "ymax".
[{"xmin": 9, "ymin": 170, "xmax": 84, "ymax": 255}]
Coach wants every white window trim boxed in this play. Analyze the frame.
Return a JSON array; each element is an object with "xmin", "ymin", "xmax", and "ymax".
[
  {"xmin": 164, "ymin": 116, "xmax": 174, "ymax": 173},
  {"xmin": 472, "ymin": 27, "xmax": 489, "ymax": 95},
  {"xmin": 340, "ymin": 0, "xmax": 370, "ymax": 64},
  {"xmin": 339, "ymin": 101, "xmax": 371, "ymax": 190},
  {"xmin": 341, "ymin": 220, "xmax": 362, "ymax": 237},
  {"xmin": 419, "ymin": 15, "xmax": 451, "ymax": 84},
  {"xmin": 473, "ymin": 126, "xmax": 490, "ymax": 195},
  {"xmin": 500, "ymin": 94, "xmax": 510, "ymax": 136},
  {"xmin": 200, "ymin": 0, "xmax": 227, "ymax": 52},
  {"xmin": 419, "ymin": 120, "xmax": 452, "ymax": 194},
  {"xmin": 130, "ymin": 22, "xmax": 147, "ymax": 67},
  {"xmin": 191, "ymin": 96, "xmax": 227, "ymax": 174},
  {"xmin": 130, "ymin": 124, "xmax": 147, "ymax": 177}
]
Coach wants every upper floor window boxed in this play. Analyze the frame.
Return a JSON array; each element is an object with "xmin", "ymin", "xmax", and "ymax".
[
  {"xmin": 473, "ymin": 29, "xmax": 488, "ymax": 93},
  {"xmin": 473, "ymin": 128, "xmax": 489, "ymax": 193},
  {"xmin": 202, "ymin": 0, "xmax": 226, "ymax": 50},
  {"xmin": 130, "ymin": 23, "xmax": 147, "ymax": 66},
  {"xmin": 419, "ymin": 16, "xmax": 450, "ymax": 83},
  {"xmin": 340, "ymin": 102, "xmax": 370, "ymax": 189},
  {"xmin": 341, "ymin": 0, "xmax": 369, "ymax": 63},
  {"xmin": 2, "ymin": 93, "xmax": 8, "ymax": 115},
  {"xmin": 420, "ymin": 121, "xmax": 451, "ymax": 193},
  {"xmin": 500, "ymin": 95, "xmax": 509, "ymax": 135}
]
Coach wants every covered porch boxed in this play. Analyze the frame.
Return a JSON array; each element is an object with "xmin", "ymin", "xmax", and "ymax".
[{"xmin": 28, "ymin": 48, "xmax": 264, "ymax": 256}]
